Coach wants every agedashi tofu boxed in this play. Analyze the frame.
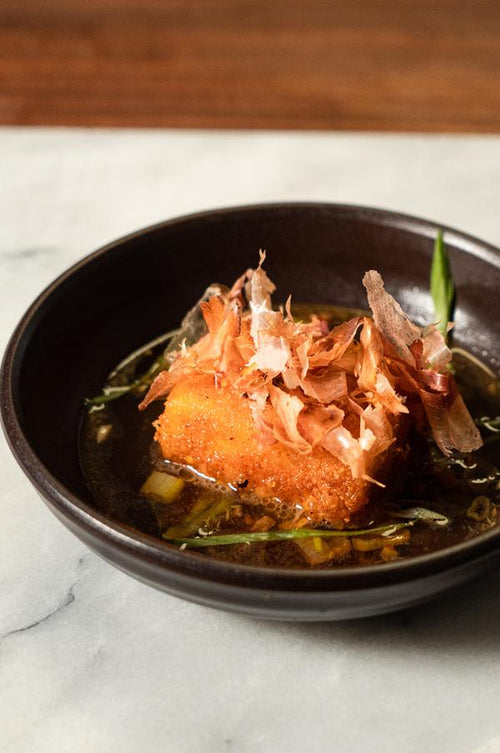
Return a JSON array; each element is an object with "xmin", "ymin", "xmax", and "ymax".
[
  {"xmin": 141, "ymin": 257, "xmax": 481, "ymax": 526},
  {"xmin": 154, "ymin": 374, "xmax": 407, "ymax": 526}
]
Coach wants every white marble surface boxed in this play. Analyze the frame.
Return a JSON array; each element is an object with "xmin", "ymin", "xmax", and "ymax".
[{"xmin": 2, "ymin": 128, "xmax": 500, "ymax": 753}]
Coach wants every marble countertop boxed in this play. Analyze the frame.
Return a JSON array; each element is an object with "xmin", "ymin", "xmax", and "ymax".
[{"xmin": 2, "ymin": 128, "xmax": 500, "ymax": 753}]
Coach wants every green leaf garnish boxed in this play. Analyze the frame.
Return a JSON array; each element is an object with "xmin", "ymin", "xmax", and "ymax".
[
  {"xmin": 164, "ymin": 522, "xmax": 412, "ymax": 548},
  {"xmin": 85, "ymin": 328, "xmax": 180, "ymax": 408},
  {"xmin": 430, "ymin": 230, "xmax": 455, "ymax": 339},
  {"xmin": 86, "ymin": 356, "xmax": 165, "ymax": 407}
]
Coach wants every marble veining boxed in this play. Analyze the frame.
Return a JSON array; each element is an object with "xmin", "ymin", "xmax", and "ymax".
[
  {"xmin": 1, "ymin": 589, "xmax": 75, "ymax": 640},
  {"xmin": 2, "ymin": 128, "xmax": 500, "ymax": 753}
]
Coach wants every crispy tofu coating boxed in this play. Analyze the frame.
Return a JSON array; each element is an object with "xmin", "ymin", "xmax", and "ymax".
[{"xmin": 155, "ymin": 374, "xmax": 405, "ymax": 525}]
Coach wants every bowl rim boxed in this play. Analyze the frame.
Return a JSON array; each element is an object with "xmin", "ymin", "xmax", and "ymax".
[{"xmin": 2, "ymin": 201, "xmax": 500, "ymax": 591}]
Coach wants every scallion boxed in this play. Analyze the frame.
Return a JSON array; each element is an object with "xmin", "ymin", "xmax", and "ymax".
[
  {"xmin": 85, "ymin": 328, "xmax": 180, "ymax": 408},
  {"xmin": 163, "ymin": 521, "xmax": 412, "ymax": 548}
]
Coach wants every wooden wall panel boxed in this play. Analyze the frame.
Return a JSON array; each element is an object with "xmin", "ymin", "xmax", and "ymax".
[{"xmin": 1, "ymin": 1, "xmax": 500, "ymax": 130}]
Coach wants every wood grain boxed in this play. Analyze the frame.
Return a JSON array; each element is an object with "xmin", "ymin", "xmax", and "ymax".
[{"xmin": 2, "ymin": 1, "xmax": 500, "ymax": 131}]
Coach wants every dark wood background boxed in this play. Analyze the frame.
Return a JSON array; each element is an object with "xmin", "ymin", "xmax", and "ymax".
[{"xmin": 2, "ymin": 0, "xmax": 500, "ymax": 131}]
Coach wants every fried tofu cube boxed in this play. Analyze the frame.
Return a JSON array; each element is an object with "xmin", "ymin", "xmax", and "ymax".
[{"xmin": 154, "ymin": 374, "xmax": 404, "ymax": 525}]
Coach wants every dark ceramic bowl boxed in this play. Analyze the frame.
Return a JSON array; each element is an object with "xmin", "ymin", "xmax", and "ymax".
[{"xmin": 2, "ymin": 203, "xmax": 500, "ymax": 621}]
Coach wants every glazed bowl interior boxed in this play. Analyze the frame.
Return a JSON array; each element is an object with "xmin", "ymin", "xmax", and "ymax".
[{"xmin": 3, "ymin": 203, "xmax": 500, "ymax": 620}]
